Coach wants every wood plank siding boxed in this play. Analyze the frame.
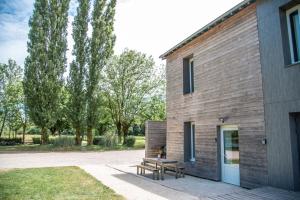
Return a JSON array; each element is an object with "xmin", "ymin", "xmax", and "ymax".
[
  {"xmin": 165, "ymin": 3, "xmax": 267, "ymax": 188},
  {"xmin": 145, "ymin": 121, "xmax": 167, "ymax": 158}
]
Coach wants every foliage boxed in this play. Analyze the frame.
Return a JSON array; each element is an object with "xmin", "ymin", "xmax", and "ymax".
[
  {"xmin": 68, "ymin": 0, "xmax": 90, "ymax": 145},
  {"xmin": 0, "ymin": 138, "xmax": 22, "ymax": 146},
  {"xmin": 128, "ymin": 124, "xmax": 144, "ymax": 136},
  {"xmin": 24, "ymin": 0, "xmax": 70, "ymax": 144},
  {"xmin": 0, "ymin": 59, "xmax": 23, "ymax": 138},
  {"xmin": 49, "ymin": 87, "xmax": 71, "ymax": 135},
  {"xmin": 93, "ymin": 136, "xmax": 105, "ymax": 145},
  {"xmin": 140, "ymin": 95, "xmax": 166, "ymax": 122},
  {"xmin": 95, "ymin": 94, "xmax": 113, "ymax": 136},
  {"xmin": 49, "ymin": 136, "xmax": 75, "ymax": 147},
  {"xmin": 27, "ymin": 127, "xmax": 41, "ymax": 135},
  {"xmin": 32, "ymin": 136, "xmax": 41, "ymax": 144},
  {"xmin": 5, "ymin": 82, "xmax": 23, "ymax": 133},
  {"xmin": 0, "ymin": 167, "xmax": 124, "ymax": 200},
  {"xmin": 103, "ymin": 49, "xmax": 164, "ymax": 143},
  {"xmin": 86, "ymin": 0, "xmax": 116, "ymax": 145},
  {"xmin": 93, "ymin": 133, "xmax": 117, "ymax": 147},
  {"xmin": 123, "ymin": 135, "xmax": 136, "ymax": 147},
  {"xmin": 0, "ymin": 136, "xmax": 145, "ymax": 152},
  {"xmin": 61, "ymin": 129, "xmax": 74, "ymax": 135},
  {"xmin": 102, "ymin": 132, "xmax": 118, "ymax": 147}
]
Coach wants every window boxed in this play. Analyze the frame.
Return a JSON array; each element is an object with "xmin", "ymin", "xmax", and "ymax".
[
  {"xmin": 184, "ymin": 122, "xmax": 196, "ymax": 162},
  {"xmin": 287, "ymin": 5, "xmax": 300, "ymax": 63},
  {"xmin": 183, "ymin": 57, "xmax": 194, "ymax": 94}
]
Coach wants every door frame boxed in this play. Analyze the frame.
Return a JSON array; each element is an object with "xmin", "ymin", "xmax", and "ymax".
[{"xmin": 220, "ymin": 125, "xmax": 240, "ymax": 186}]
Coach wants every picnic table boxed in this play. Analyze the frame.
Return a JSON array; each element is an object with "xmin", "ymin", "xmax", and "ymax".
[{"xmin": 143, "ymin": 157, "xmax": 178, "ymax": 180}]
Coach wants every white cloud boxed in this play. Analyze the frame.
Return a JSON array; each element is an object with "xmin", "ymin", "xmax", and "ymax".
[
  {"xmin": 0, "ymin": 0, "xmax": 243, "ymax": 67},
  {"xmin": 0, "ymin": 39, "xmax": 27, "ymax": 65}
]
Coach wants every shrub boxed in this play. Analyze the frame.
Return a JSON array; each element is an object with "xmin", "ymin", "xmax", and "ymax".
[
  {"xmin": 27, "ymin": 127, "xmax": 41, "ymax": 135},
  {"xmin": 32, "ymin": 137, "xmax": 41, "ymax": 144},
  {"xmin": 92, "ymin": 133, "xmax": 117, "ymax": 147},
  {"xmin": 93, "ymin": 136, "xmax": 105, "ymax": 145},
  {"xmin": 103, "ymin": 132, "xmax": 118, "ymax": 147},
  {"xmin": 48, "ymin": 137, "xmax": 55, "ymax": 145},
  {"xmin": 0, "ymin": 138, "xmax": 23, "ymax": 146},
  {"xmin": 50, "ymin": 136, "xmax": 75, "ymax": 147},
  {"xmin": 124, "ymin": 136, "xmax": 136, "ymax": 147}
]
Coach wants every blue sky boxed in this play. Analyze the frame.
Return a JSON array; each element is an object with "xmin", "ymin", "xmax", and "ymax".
[{"xmin": 0, "ymin": 0, "xmax": 242, "ymax": 66}]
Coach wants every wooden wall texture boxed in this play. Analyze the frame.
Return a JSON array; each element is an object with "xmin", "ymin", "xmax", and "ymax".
[
  {"xmin": 145, "ymin": 121, "xmax": 167, "ymax": 158},
  {"xmin": 165, "ymin": 3, "xmax": 268, "ymax": 188}
]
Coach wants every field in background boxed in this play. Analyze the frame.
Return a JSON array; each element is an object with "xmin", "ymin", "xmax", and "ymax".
[{"xmin": 0, "ymin": 135, "xmax": 145, "ymax": 152}]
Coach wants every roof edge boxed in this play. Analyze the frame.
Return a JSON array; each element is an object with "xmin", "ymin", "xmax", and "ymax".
[{"xmin": 160, "ymin": 0, "xmax": 256, "ymax": 60}]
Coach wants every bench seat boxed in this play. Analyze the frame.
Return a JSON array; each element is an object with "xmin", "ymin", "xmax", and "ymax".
[
  {"xmin": 164, "ymin": 163, "xmax": 185, "ymax": 178},
  {"xmin": 136, "ymin": 164, "xmax": 160, "ymax": 180}
]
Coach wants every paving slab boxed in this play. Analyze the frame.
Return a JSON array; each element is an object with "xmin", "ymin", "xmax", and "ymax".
[
  {"xmin": 82, "ymin": 165, "xmax": 198, "ymax": 200},
  {"xmin": 108, "ymin": 164, "xmax": 246, "ymax": 200}
]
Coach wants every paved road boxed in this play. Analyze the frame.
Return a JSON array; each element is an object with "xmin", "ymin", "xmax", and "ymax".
[{"xmin": 0, "ymin": 150, "xmax": 144, "ymax": 168}]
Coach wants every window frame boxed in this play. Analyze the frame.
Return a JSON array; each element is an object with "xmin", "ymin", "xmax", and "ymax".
[
  {"xmin": 190, "ymin": 122, "xmax": 196, "ymax": 162},
  {"xmin": 183, "ymin": 56, "xmax": 194, "ymax": 95},
  {"xmin": 286, "ymin": 5, "xmax": 300, "ymax": 64},
  {"xmin": 184, "ymin": 121, "xmax": 196, "ymax": 162},
  {"xmin": 189, "ymin": 58, "xmax": 194, "ymax": 94}
]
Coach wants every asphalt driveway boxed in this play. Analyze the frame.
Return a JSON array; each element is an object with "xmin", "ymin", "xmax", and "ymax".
[{"xmin": 0, "ymin": 150, "xmax": 144, "ymax": 168}]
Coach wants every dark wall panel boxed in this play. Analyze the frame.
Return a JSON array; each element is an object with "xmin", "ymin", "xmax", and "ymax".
[{"xmin": 257, "ymin": 0, "xmax": 300, "ymax": 190}]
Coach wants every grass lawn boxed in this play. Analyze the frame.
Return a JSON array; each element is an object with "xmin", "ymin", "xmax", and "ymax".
[
  {"xmin": 0, "ymin": 167, "xmax": 124, "ymax": 200},
  {"xmin": 0, "ymin": 136, "xmax": 145, "ymax": 153}
]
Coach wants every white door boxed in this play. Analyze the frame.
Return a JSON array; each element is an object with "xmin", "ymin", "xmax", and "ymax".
[{"xmin": 221, "ymin": 125, "xmax": 240, "ymax": 186}]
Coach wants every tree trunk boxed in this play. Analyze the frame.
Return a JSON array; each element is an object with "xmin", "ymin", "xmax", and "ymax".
[
  {"xmin": 75, "ymin": 127, "xmax": 81, "ymax": 145},
  {"xmin": 87, "ymin": 127, "xmax": 93, "ymax": 145},
  {"xmin": 8, "ymin": 129, "xmax": 11, "ymax": 139},
  {"xmin": 41, "ymin": 127, "xmax": 48, "ymax": 145},
  {"xmin": 122, "ymin": 124, "xmax": 130, "ymax": 145},
  {"xmin": 116, "ymin": 122, "xmax": 122, "ymax": 143},
  {"xmin": 50, "ymin": 127, "xmax": 56, "ymax": 136},
  {"xmin": 22, "ymin": 123, "xmax": 26, "ymax": 144},
  {"xmin": 0, "ymin": 111, "xmax": 7, "ymax": 138}
]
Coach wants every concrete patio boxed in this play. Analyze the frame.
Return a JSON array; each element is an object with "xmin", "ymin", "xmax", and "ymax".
[
  {"xmin": 100, "ymin": 164, "xmax": 300, "ymax": 200},
  {"xmin": 1, "ymin": 150, "xmax": 300, "ymax": 200}
]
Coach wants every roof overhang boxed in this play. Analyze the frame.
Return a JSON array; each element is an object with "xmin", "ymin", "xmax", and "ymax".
[{"xmin": 160, "ymin": 0, "xmax": 256, "ymax": 60}]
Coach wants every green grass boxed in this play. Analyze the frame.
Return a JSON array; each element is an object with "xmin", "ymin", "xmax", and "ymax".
[
  {"xmin": 0, "ymin": 167, "xmax": 124, "ymax": 200},
  {"xmin": 134, "ymin": 136, "xmax": 145, "ymax": 149},
  {"xmin": 0, "ymin": 136, "xmax": 145, "ymax": 153}
]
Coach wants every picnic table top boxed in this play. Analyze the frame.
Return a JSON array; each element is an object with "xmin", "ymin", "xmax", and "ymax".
[{"xmin": 143, "ymin": 157, "xmax": 178, "ymax": 164}]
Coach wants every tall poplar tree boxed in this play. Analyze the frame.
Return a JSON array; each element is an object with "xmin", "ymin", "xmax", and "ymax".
[
  {"xmin": 68, "ymin": 0, "xmax": 90, "ymax": 145},
  {"xmin": 24, "ymin": 0, "xmax": 70, "ymax": 144},
  {"xmin": 86, "ymin": 0, "xmax": 116, "ymax": 145}
]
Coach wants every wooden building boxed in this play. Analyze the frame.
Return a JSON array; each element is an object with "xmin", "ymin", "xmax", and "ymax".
[{"xmin": 160, "ymin": 0, "xmax": 300, "ymax": 191}]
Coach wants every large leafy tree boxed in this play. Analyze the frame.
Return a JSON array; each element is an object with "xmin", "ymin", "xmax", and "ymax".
[
  {"xmin": 67, "ymin": 0, "xmax": 90, "ymax": 145},
  {"xmin": 6, "ymin": 82, "xmax": 23, "ymax": 138},
  {"xmin": 49, "ymin": 86, "xmax": 70, "ymax": 136},
  {"xmin": 86, "ymin": 0, "xmax": 116, "ymax": 145},
  {"xmin": 103, "ymin": 49, "xmax": 164, "ymax": 143},
  {"xmin": 0, "ymin": 59, "xmax": 23, "ymax": 138},
  {"xmin": 24, "ymin": 0, "xmax": 70, "ymax": 144},
  {"xmin": 140, "ymin": 95, "xmax": 166, "ymax": 122}
]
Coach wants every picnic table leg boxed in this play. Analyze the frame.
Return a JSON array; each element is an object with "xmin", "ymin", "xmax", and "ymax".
[{"xmin": 161, "ymin": 165, "xmax": 164, "ymax": 180}]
